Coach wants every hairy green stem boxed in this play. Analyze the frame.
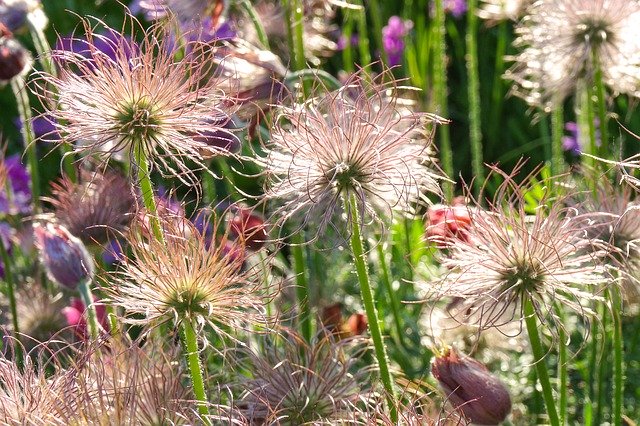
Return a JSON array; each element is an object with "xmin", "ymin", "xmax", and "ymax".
[
  {"xmin": 610, "ymin": 288, "xmax": 624, "ymax": 426},
  {"xmin": 0, "ymin": 239, "xmax": 19, "ymax": 342},
  {"xmin": 11, "ymin": 78, "xmax": 41, "ymax": 213},
  {"xmin": 181, "ymin": 320, "xmax": 212, "ymax": 423},
  {"xmin": 77, "ymin": 279, "xmax": 100, "ymax": 340},
  {"xmin": 433, "ymin": 0, "xmax": 453, "ymax": 199},
  {"xmin": 555, "ymin": 304, "xmax": 568, "ymax": 425},
  {"xmin": 376, "ymin": 242, "xmax": 404, "ymax": 347},
  {"xmin": 284, "ymin": 0, "xmax": 310, "ymax": 96},
  {"xmin": 523, "ymin": 297, "xmax": 560, "ymax": 426},
  {"xmin": 240, "ymin": 0, "xmax": 270, "ymax": 49},
  {"xmin": 132, "ymin": 143, "xmax": 164, "ymax": 243},
  {"xmin": 355, "ymin": 0, "xmax": 372, "ymax": 66},
  {"xmin": 341, "ymin": 8, "xmax": 355, "ymax": 73},
  {"xmin": 465, "ymin": 0, "xmax": 484, "ymax": 194},
  {"xmin": 346, "ymin": 194, "xmax": 397, "ymax": 422},
  {"xmin": 366, "ymin": 0, "xmax": 386, "ymax": 65},
  {"xmin": 592, "ymin": 54, "xmax": 608, "ymax": 157},
  {"xmin": 584, "ymin": 82, "xmax": 598, "ymax": 171},
  {"xmin": 292, "ymin": 233, "xmax": 312, "ymax": 342},
  {"xmin": 489, "ymin": 21, "xmax": 508, "ymax": 144},
  {"xmin": 594, "ymin": 301, "xmax": 608, "ymax": 426},
  {"xmin": 551, "ymin": 103, "xmax": 565, "ymax": 176}
]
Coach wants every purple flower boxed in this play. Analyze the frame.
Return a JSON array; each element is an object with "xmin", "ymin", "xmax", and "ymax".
[
  {"xmin": 562, "ymin": 120, "xmax": 600, "ymax": 156},
  {"xmin": 0, "ymin": 154, "xmax": 31, "ymax": 215},
  {"xmin": 55, "ymin": 29, "xmax": 135, "ymax": 68},
  {"xmin": 382, "ymin": 16, "xmax": 412, "ymax": 66},
  {"xmin": 337, "ymin": 33, "xmax": 359, "ymax": 51},
  {"xmin": 445, "ymin": 0, "xmax": 467, "ymax": 18}
]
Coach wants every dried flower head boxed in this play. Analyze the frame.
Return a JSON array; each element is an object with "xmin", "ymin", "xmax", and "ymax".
[
  {"xmin": 263, "ymin": 72, "xmax": 444, "ymax": 238},
  {"xmin": 0, "ymin": 351, "xmax": 78, "ymax": 425},
  {"xmin": 34, "ymin": 16, "xmax": 238, "ymax": 186},
  {"xmin": 44, "ymin": 170, "xmax": 135, "ymax": 246},
  {"xmin": 505, "ymin": 0, "xmax": 640, "ymax": 108},
  {"xmin": 434, "ymin": 171, "xmax": 608, "ymax": 333},
  {"xmin": 234, "ymin": 331, "xmax": 370, "ymax": 425},
  {"xmin": 478, "ymin": 0, "xmax": 530, "ymax": 24},
  {"xmin": 432, "ymin": 347, "xmax": 511, "ymax": 425},
  {"xmin": 106, "ymin": 212, "xmax": 269, "ymax": 337},
  {"xmin": 34, "ymin": 222, "xmax": 95, "ymax": 290},
  {"xmin": 73, "ymin": 337, "xmax": 197, "ymax": 425}
]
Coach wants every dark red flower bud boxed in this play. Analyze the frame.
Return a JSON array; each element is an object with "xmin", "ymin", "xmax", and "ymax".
[
  {"xmin": 426, "ymin": 198, "xmax": 473, "ymax": 248},
  {"xmin": 0, "ymin": 34, "xmax": 30, "ymax": 82},
  {"xmin": 228, "ymin": 207, "xmax": 268, "ymax": 251},
  {"xmin": 346, "ymin": 313, "xmax": 367, "ymax": 336},
  {"xmin": 432, "ymin": 347, "xmax": 511, "ymax": 425},
  {"xmin": 34, "ymin": 222, "xmax": 94, "ymax": 290}
]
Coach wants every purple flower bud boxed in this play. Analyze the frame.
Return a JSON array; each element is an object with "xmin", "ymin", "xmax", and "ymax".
[
  {"xmin": 0, "ymin": 154, "xmax": 32, "ymax": 215},
  {"xmin": 0, "ymin": 34, "xmax": 30, "ymax": 82},
  {"xmin": 432, "ymin": 347, "xmax": 511, "ymax": 425},
  {"xmin": 382, "ymin": 16, "xmax": 412, "ymax": 66},
  {"xmin": 34, "ymin": 222, "xmax": 95, "ymax": 290}
]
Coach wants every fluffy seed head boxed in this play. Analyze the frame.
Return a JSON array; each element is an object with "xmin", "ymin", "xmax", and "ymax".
[
  {"xmin": 235, "ymin": 331, "xmax": 370, "ymax": 425},
  {"xmin": 478, "ymin": 0, "xmax": 531, "ymax": 24},
  {"xmin": 34, "ymin": 16, "xmax": 239, "ymax": 186},
  {"xmin": 434, "ymin": 172, "xmax": 608, "ymax": 333},
  {"xmin": 505, "ymin": 0, "xmax": 640, "ymax": 109},
  {"xmin": 106, "ymin": 212, "xmax": 269, "ymax": 336},
  {"xmin": 44, "ymin": 170, "xmax": 135, "ymax": 246},
  {"xmin": 263, "ymin": 72, "xmax": 445, "ymax": 238}
]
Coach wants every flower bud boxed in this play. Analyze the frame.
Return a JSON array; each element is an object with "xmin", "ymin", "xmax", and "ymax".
[
  {"xmin": 426, "ymin": 197, "xmax": 472, "ymax": 248},
  {"xmin": 34, "ymin": 222, "xmax": 95, "ymax": 290},
  {"xmin": 228, "ymin": 207, "xmax": 268, "ymax": 251},
  {"xmin": 431, "ymin": 347, "xmax": 511, "ymax": 425},
  {"xmin": 0, "ymin": 33, "xmax": 31, "ymax": 82},
  {"xmin": 62, "ymin": 296, "xmax": 109, "ymax": 339}
]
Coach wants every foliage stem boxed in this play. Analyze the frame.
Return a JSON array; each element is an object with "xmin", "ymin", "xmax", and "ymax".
[
  {"xmin": 465, "ymin": 0, "xmax": 484, "ymax": 194},
  {"xmin": 132, "ymin": 143, "xmax": 164, "ymax": 244},
  {"xmin": 181, "ymin": 319, "xmax": 212, "ymax": 423},
  {"xmin": 77, "ymin": 278, "xmax": 100, "ymax": 340},
  {"xmin": 292, "ymin": 233, "xmax": 312, "ymax": 342}
]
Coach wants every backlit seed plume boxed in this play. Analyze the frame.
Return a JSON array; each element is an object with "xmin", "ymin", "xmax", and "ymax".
[
  {"xmin": 263, "ymin": 72, "xmax": 445, "ymax": 238},
  {"xmin": 233, "ymin": 331, "xmax": 370, "ymax": 425},
  {"xmin": 34, "ymin": 16, "xmax": 238, "ymax": 186},
  {"xmin": 43, "ymin": 170, "xmax": 135, "ymax": 246},
  {"xmin": 434, "ymin": 173, "xmax": 608, "ymax": 333},
  {"xmin": 478, "ymin": 0, "xmax": 530, "ymax": 24},
  {"xmin": 106, "ymin": 213, "xmax": 269, "ymax": 337},
  {"xmin": 505, "ymin": 0, "xmax": 640, "ymax": 109},
  {"xmin": 0, "ymin": 351, "xmax": 78, "ymax": 425},
  {"xmin": 73, "ymin": 337, "xmax": 197, "ymax": 425}
]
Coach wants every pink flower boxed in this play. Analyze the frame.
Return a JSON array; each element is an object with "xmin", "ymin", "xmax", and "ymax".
[{"xmin": 62, "ymin": 297, "xmax": 109, "ymax": 339}]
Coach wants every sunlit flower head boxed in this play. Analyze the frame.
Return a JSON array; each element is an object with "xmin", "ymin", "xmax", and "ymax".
[
  {"xmin": 43, "ymin": 170, "xmax": 135, "ymax": 246},
  {"xmin": 73, "ymin": 337, "xmax": 197, "ymax": 425},
  {"xmin": 34, "ymin": 16, "xmax": 238, "ymax": 186},
  {"xmin": 105, "ymin": 212, "xmax": 270, "ymax": 338},
  {"xmin": 505, "ymin": 0, "xmax": 640, "ymax": 109},
  {"xmin": 263, "ymin": 72, "xmax": 445, "ymax": 238},
  {"xmin": 434, "ymin": 172, "xmax": 608, "ymax": 333},
  {"xmin": 232, "ymin": 331, "xmax": 371, "ymax": 425},
  {"xmin": 478, "ymin": 0, "xmax": 530, "ymax": 24}
]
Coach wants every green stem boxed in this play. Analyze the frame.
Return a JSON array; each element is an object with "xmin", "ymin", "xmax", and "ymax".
[
  {"xmin": 132, "ymin": 143, "xmax": 164, "ymax": 243},
  {"xmin": 26, "ymin": 13, "xmax": 77, "ymax": 182},
  {"xmin": 11, "ymin": 78, "xmax": 41, "ymax": 214},
  {"xmin": 610, "ymin": 288, "xmax": 623, "ymax": 426},
  {"xmin": 523, "ymin": 297, "xmax": 560, "ymax": 426},
  {"xmin": 433, "ymin": 0, "xmax": 453, "ymax": 199},
  {"xmin": 376, "ymin": 242, "xmax": 405, "ymax": 347},
  {"xmin": 284, "ymin": 69, "xmax": 343, "ymax": 91},
  {"xmin": 77, "ymin": 278, "xmax": 100, "ymax": 340},
  {"xmin": 584, "ymin": 81, "xmax": 598, "ymax": 171},
  {"xmin": 366, "ymin": 0, "xmax": 386, "ymax": 65},
  {"xmin": 345, "ymin": 194, "xmax": 397, "ymax": 423},
  {"xmin": 0, "ymin": 239, "xmax": 19, "ymax": 342},
  {"xmin": 239, "ymin": 0, "xmax": 270, "ymax": 49},
  {"xmin": 465, "ymin": 0, "xmax": 484, "ymax": 194},
  {"xmin": 555, "ymin": 304, "xmax": 568, "ymax": 425},
  {"xmin": 489, "ymin": 21, "xmax": 508, "ymax": 144},
  {"xmin": 284, "ymin": 0, "xmax": 310, "ymax": 96},
  {"xmin": 292, "ymin": 233, "xmax": 312, "ymax": 342},
  {"xmin": 592, "ymin": 53, "xmax": 608, "ymax": 157},
  {"xmin": 342, "ymin": 8, "xmax": 355, "ymax": 73},
  {"xmin": 181, "ymin": 320, "xmax": 212, "ymax": 423},
  {"xmin": 594, "ymin": 302, "xmax": 608, "ymax": 426},
  {"xmin": 355, "ymin": 0, "xmax": 372, "ymax": 66},
  {"xmin": 551, "ymin": 103, "xmax": 565, "ymax": 176}
]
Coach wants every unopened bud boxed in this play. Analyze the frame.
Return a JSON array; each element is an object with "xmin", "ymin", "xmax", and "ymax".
[
  {"xmin": 34, "ymin": 222, "xmax": 95, "ymax": 290},
  {"xmin": 229, "ymin": 207, "xmax": 268, "ymax": 251},
  {"xmin": 0, "ymin": 34, "xmax": 31, "ymax": 82},
  {"xmin": 431, "ymin": 347, "xmax": 511, "ymax": 425}
]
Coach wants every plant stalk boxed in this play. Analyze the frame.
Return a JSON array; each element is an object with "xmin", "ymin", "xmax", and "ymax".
[{"xmin": 181, "ymin": 319, "xmax": 212, "ymax": 423}]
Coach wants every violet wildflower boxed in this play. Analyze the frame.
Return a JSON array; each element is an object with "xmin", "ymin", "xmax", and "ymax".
[
  {"xmin": 562, "ymin": 120, "xmax": 601, "ymax": 155},
  {"xmin": 506, "ymin": 0, "xmax": 640, "ymax": 108},
  {"xmin": 382, "ymin": 16, "xmax": 412, "ymax": 66},
  {"xmin": 0, "ymin": 154, "xmax": 31, "ymax": 215},
  {"xmin": 34, "ymin": 16, "xmax": 239, "ymax": 187},
  {"xmin": 33, "ymin": 222, "xmax": 95, "ymax": 290},
  {"xmin": 445, "ymin": 0, "xmax": 468, "ymax": 18},
  {"xmin": 432, "ymin": 347, "xmax": 512, "ymax": 425},
  {"xmin": 263, "ymin": 72, "xmax": 444, "ymax": 238}
]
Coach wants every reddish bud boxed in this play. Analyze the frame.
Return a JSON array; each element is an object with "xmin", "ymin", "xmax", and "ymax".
[
  {"xmin": 34, "ymin": 222, "xmax": 94, "ymax": 290},
  {"xmin": 62, "ymin": 296, "xmax": 109, "ymax": 339},
  {"xmin": 426, "ymin": 198, "xmax": 472, "ymax": 247},
  {"xmin": 0, "ymin": 35, "xmax": 30, "ymax": 82},
  {"xmin": 431, "ymin": 347, "xmax": 511, "ymax": 425},
  {"xmin": 229, "ymin": 207, "xmax": 268, "ymax": 251}
]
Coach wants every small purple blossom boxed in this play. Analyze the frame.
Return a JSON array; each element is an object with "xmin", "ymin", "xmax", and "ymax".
[
  {"xmin": 382, "ymin": 16, "xmax": 412, "ymax": 66},
  {"xmin": 445, "ymin": 0, "xmax": 468, "ymax": 18},
  {"xmin": 337, "ymin": 33, "xmax": 359, "ymax": 51},
  {"xmin": 562, "ymin": 120, "xmax": 600, "ymax": 156},
  {"xmin": 0, "ymin": 154, "xmax": 31, "ymax": 215}
]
